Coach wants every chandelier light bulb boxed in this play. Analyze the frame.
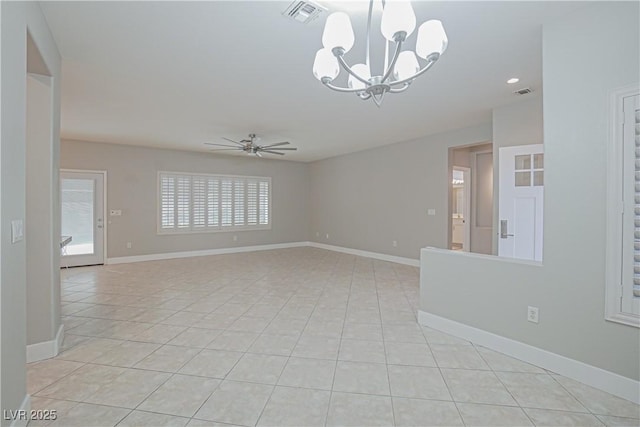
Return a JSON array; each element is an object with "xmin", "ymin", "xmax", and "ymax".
[
  {"xmin": 312, "ymin": 48, "xmax": 340, "ymax": 81},
  {"xmin": 322, "ymin": 12, "xmax": 355, "ymax": 53},
  {"xmin": 393, "ymin": 51, "xmax": 420, "ymax": 81},
  {"xmin": 416, "ymin": 19, "xmax": 448, "ymax": 59},
  {"xmin": 348, "ymin": 63, "xmax": 372, "ymax": 90},
  {"xmin": 380, "ymin": 0, "xmax": 416, "ymax": 41}
]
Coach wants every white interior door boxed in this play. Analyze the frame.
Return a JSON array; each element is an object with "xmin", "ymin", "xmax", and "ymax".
[
  {"xmin": 498, "ymin": 144, "xmax": 544, "ymax": 261},
  {"xmin": 61, "ymin": 171, "xmax": 105, "ymax": 266}
]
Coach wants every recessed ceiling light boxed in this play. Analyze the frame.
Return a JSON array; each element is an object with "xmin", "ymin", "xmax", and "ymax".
[{"xmin": 507, "ymin": 78, "xmax": 520, "ymax": 84}]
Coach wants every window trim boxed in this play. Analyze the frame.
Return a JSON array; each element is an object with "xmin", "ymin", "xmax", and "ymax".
[
  {"xmin": 605, "ymin": 84, "xmax": 639, "ymax": 328},
  {"xmin": 156, "ymin": 171, "xmax": 272, "ymax": 235}
]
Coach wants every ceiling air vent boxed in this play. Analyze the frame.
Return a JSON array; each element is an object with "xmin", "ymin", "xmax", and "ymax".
[
  {"xmin": 514, "ymin": 87, "xmax": 533, "ymax": 95},
  {"xmin": 283, "ymin": 0, "xmax": 327, "ymax": 24}
]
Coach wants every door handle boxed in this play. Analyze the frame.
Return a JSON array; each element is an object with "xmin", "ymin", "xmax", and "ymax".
[
  {"xmin": 500, "ymin": 220, "xmax": 514, "ymax": 239},
  {"xmin": 97, "ymin": 225, "xmax": 103, "ymax": 229}
]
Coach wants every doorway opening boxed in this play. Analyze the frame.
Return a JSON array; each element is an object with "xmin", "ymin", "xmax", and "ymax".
[
  {"xmin": 448, "ymin": 142, "xmax": 494, "ymax": 254},
  {"xmin": 451, "ymin": 167, "xmax": 470, "ymax": 251},
  {"xmin": 60, "ymin": 170, "xmax": 106, "ymax": 267}
]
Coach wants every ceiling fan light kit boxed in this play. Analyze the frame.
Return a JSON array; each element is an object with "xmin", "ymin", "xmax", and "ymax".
[
  {"xmin": 205, "ymin": 133, "xmax": 298, "ymax": 158},
  {"xmin": 312, "ymin": 0, "xmax": 448, "ymax": 107}
]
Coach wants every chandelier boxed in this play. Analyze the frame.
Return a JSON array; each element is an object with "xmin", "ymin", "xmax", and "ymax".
[{"xmin": 312, "ymin": 0, "xmax": 448, "ymax": 107}]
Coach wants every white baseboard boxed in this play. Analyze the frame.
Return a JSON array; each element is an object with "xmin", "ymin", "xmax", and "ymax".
[
  {"xmin": 106, "ymin": 242, "xmax": 310, "ymax": 264},
  {"xmin": 26, "ymin": 324, "xmax": 64, "ymax": 363},
  {"xmin": 308, "ymin": 242, "xmax": 419, "ymax": 267},
  {"xmin": 106, "ymin": 241, "xmax": 419, "ymax": 267},
  {"xmin": 418, "ymin": 310, "xmax": 640, "ymax": 404},
  {"xmin": 8, "ymin": 394, "xmax": 31, "ymax": 427}
]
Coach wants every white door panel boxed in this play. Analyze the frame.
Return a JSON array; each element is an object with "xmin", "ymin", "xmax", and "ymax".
[{"xmin": 498, "ymin": 144, "xmax": 544, "ymax": 262}]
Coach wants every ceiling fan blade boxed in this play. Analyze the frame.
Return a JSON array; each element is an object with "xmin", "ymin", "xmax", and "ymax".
[
  {"xmin": 268, "ymin": 147, "xmax": 297, "ymax": 150},
  {"xmin": 222, "ymin": 137, "xmax": 245, "ymax": 146},
  {"xmin": 262, "ymin": 141, "xmax": 290, "ymax": 148},
  {"xmin": 205, "ymin": 142, "xmax": 240, "ymax": 148},
  {"xmin": 256, "ymin": 151, "xmax": 263, "ymax": 158},
  {"xmin": 208, "ymin": 148, "xmax": 242, "ymax": 151},
  {"xmin": 260, "ymin": 150, "xmax": 285, "ymax": 155}
]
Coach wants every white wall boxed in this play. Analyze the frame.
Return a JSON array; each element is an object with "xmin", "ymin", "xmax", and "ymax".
[
  {"xmin": 421, "ymin": 2, "xmax": 640, "ymax": 383},
  {"xmin": 61, "ymin": 140, "xmax": 310, "ymax": 259},
  {"xmin": 309, "ymin": 124, "xmax": 492, "ymax": 260},
  {"xmin": 1, "ymin": 1, "xmax": 61, "ymax": 422}
]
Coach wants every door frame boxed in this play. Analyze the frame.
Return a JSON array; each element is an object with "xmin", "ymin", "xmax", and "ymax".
[
  {"xmin": 471, "ymin": 149, "xmax": 494, "ymax": 254},
  {"xmin": 60, "ymin": 169, "xmax": 107, "ymax": 266}
]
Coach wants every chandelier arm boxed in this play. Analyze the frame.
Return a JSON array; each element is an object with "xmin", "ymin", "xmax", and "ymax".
[
  {"xmin": 365, "ymin": 0, "xmax": 373, "ymax": 67},
  {"xmin": 388, "ymin": 83, "xmax": 411, "ymax": 93},
  {"xmin": 390, "ymin": 54, "xmax": 439, "ymax": 86},
  {"xmin": 380, "ymin": 38, "xmax": 404, "ymax": 84},
  {"xmin": 322, "ymin": 79, "xmax": 365, "ymax": 93},
  {"xmin": 335, "ymin": 55, "xmax": 371, "ymax": 86}
]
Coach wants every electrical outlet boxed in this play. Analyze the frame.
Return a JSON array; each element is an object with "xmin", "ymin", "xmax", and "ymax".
[
  {"xmin": 233, "ymin": 235, "xmax": 238, "ymax": 242},
  {"xmin": 392, "ymin": 240, "xmax": 398, "ymax": 247},
  {"xmin": 316, "ymin": 231, "xmax": 320, "ymax": 237},
  {"xmin": 325, "ymin": 233, "xmax": 329, "ymax": 240},
  {"xmin": 427, "ymin": 209, "xmax": 436, "ymax": 216},
  {"xmin": 527, "ymin": 306, "xmax": 539, "ymax": 323},
  {"xmin": 126, "ymin": 242, "xmax": 132, "ymax": 249}
]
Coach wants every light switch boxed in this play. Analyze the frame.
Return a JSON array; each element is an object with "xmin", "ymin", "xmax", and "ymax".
[
  {"xmin": 11, "ymin": 219, "xmax": 24, "ymax": 243},
  {"xmin": 427, "ymin": 209, "xmax": 436, "ymax": 216},
  {"xmin": 110, "ymin": 210, "xmax": 122, "ymax": 216}
]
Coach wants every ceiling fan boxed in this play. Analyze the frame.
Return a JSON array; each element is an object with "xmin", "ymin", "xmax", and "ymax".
[{"xmin": 205, "ymin": 133, "xmax": 297, "ymax": 157}]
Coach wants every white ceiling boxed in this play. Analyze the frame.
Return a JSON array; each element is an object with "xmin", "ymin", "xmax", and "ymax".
[{"xmin": 41, "ymin": 1, "xmax": 585, "ymax": 162}]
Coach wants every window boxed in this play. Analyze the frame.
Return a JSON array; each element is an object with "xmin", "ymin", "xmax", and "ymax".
[
  {"xmin": 158, "ymin": 172, "xmax": 271, "ymax": 234},
  {"xmin": 605, "ymin": 86, "xmax": 639, "ymax": 327}
]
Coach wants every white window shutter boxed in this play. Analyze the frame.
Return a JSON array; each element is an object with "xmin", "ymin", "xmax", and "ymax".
[
  {"xmin": 633, "ymin": 105, "xmax": 640, "ymax": 298},
  {"xmin": 192, "ymin": 177, "xmax": 206, "ymax": 228},
  {"xmin": 234, "ymin": 180, "xmax": 245, "ymax": 226},
  {"xmin": 221, "ymin": 179, "xmax": 233, "ymax": 227},
  {"xmin": 160, "ymin": 174, "xmax": 176, "ymax": 229},
  {"xmin": 247, "ymin": 180, "xmax": 258, "ymax": 225},
  {"xmin": 621, "ymin": 94, "xmax": 640, "ymax": 316},
  {"xmin": 158, "ymin": 172, "xmax": 270, "ymax": 233},
  {"xmin": 259, "ymin": 180, "xmax": 269, "ymax": 225},
  {"xmin": 207, "ymin": 178, "xmax": 220, "ymax": 228},
  {"xmin": 176, "ymin": 176, "xmax": 191, "ymax": 229}
]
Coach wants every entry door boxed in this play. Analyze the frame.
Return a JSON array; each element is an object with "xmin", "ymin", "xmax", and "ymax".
[
  {"xmin": 61, "ymin": 171, "xmax": 105, "ymax": 266},
  {"xmin": 498, "ymin": 144, "xmax": 544, "ymax": 261}
]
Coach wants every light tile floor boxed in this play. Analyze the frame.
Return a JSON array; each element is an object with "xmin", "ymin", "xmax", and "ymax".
[{"xmin": 27, "ymin": 248, "xmax": 639, "ymax": 427}]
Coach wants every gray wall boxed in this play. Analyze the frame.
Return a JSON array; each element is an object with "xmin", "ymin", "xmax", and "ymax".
[
  {"xmin": 492, "ymin": 96, "xmax": 544, "ymax": 253},
  {"xmin": 61, "ymin": 140, "xmax": 310, "ymax": 259},
  {"xmin": 421, "ymin": 2, "xmax": 640, "ymax": 381},
  {"xmin": 26, "ymin": 73, "xmax": 61, "ymax": 347},
  {"xmin": 1, "ymin": 1, "xmax": 61, "ymax": 422},
  {"xmin": 309, "ymin": 124, "xmax": 492, "ymax": 260}
]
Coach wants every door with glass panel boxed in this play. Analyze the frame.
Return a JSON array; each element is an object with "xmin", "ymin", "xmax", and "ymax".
[
  {"xmin": 60, "ymin": 171, "xmax": 105, "ymax": 266},
  {"xmin": 498, "ymin": 144, "xmax": 544, "ymax": 262}
]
